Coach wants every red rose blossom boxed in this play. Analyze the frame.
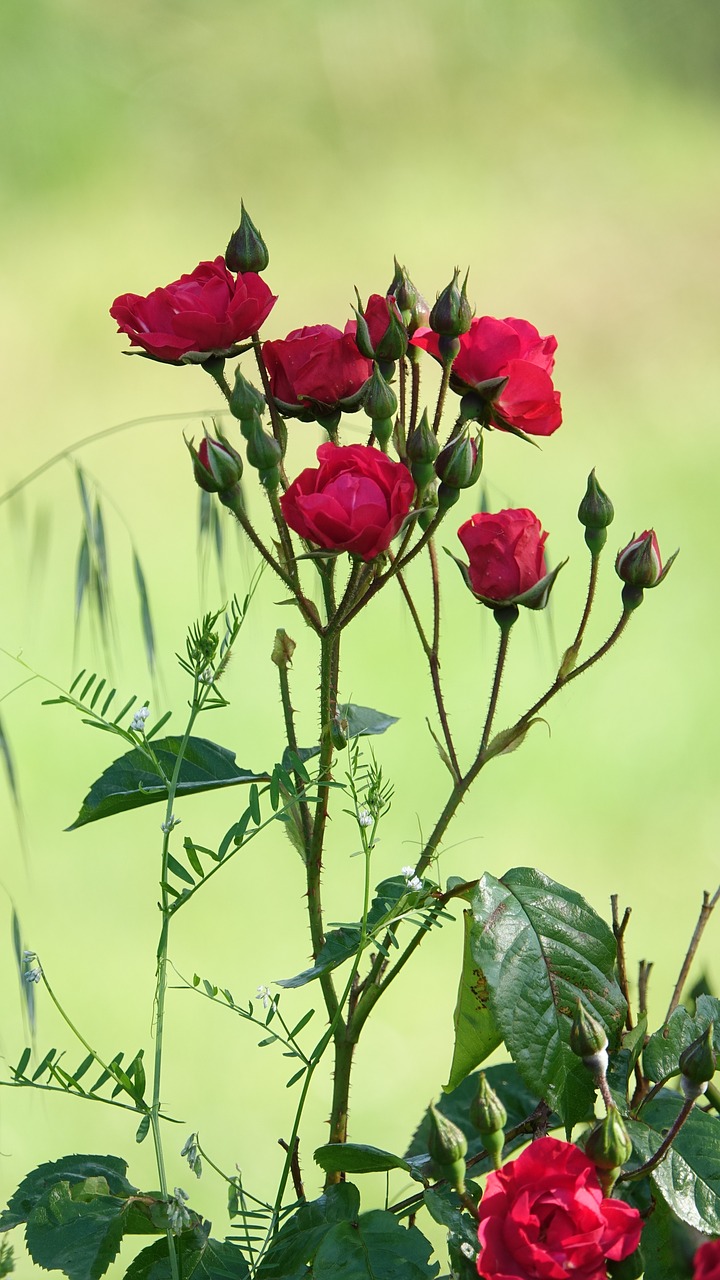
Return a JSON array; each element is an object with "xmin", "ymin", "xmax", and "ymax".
[
  {"xmin": 458, "ymin": 508, "xmax": 548, "ymax": 603},
  {"xmin": 110, "ymin": 257, "xmax": 276, "ymax": 362},
  {"xmin": 262, "ymin": 324, "xmax": 371, "ymax": 413},
  {"xmin": 477, "ymin": 1136, "xmax": 643, "ymax": 1280},
  {"xmin": 280, "ymin": 443, "xmax": 415, "ymax": 562},
  {"xmin": 694, "ymin": 1239, "xmax": 720, "ymax": 1280},
  {"xmin": 412, "ymin": 315, "xmax": 561, "ymax": 437}
]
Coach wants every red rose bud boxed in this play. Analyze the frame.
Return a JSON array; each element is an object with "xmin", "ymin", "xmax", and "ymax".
[
  {"xmin": 427, "ymin": 1102, "xmax": 467, "ymax": 1193},
  {"xmin": 246, "ymin": 426, "xmax": 283, "ymax": 491},
  {"xmin": 429, "ymin": 267, "xmax": 472, "ymax": 339},
  {"xmin": 190, "ymin": 434, "xmax": 243, "ymax": 494},
  {"xmin": 680, "ymin": 1023, "xmax": 716, "ymax": 1099},
  {"xmin": 616, "ymin": 530, "xmax": 677, "ymax": 590},
  {"xmin": 388, "ymin": 258, "xmax": 430, "ymax": 335},
  {"xmin": 455, "ymin": 508, "xmax": 564, "ymax": 610},
  {"xmin": 584, "ymin": 1108, "xmax": 632, "ymax": 1194},
  {"xmin": 355, "ymin": 293, "xmax": 408, "ymax": 362},
  {"xmin": 230, "ymin": 367, "xmax": 266, "ymax": 426},
  {"xmin": 225, "ymin": 201, "xmax": 270, "ymax": 274},
  {"xmin": 110, "ymin": 258, "xmax": 277, "ymax": 363},
  {"xmin": 470, "ymin": 1073, "xmax": 507, "ymax": 1170},
  {"xmin": 412, "ymin": 315, "xmax": 561, "ymax": 438},
  {"xmin": 607, "ymin": 1245, "xmax": 646, "ymax": 1279},
  {"xmin": 280, "ymin": 443, "xmax": 415, "ymax": 562},
  {"xmin": 477, "ymin": 1138, "xmax": 643, "ymax": 1279},
  {"xmin": 406, "ymin": 409, "xmax": 439, "ymax": 490},
  {"xmin": 262, "ymin": 324, "xmax": 371, "ymax": 419}
]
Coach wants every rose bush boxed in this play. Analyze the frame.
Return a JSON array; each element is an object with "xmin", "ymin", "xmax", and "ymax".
[
  {"xmin": 457, "ymin": 507, "xmax": 548, "ymax": 604},
  {"xmin": 262, "ymin": 323, "xmax": 371, "ymax": 414},
  {"xmin": 694, "ymin": 1239, "xmax": 720, "ymax": 1280},
  {"xmin": 476, "ymin": 1136, "xmax": 643, "ymax": 1280},
  {"xmin": 280, "ymin": 442, "xmax": 415, "ymax": 561},
  {"xmin": 110, "ymin": 257, "xmax": 276, "ymax": 362},
  {"xmin": 412, "ymin": 315, "xmax": 561, "ymax": 436}
]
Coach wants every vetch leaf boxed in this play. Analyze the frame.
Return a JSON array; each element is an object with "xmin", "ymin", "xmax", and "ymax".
[
  {"xmin": 627, "ymin": 1093, "xmax": 720, "ymax": 1233},
  {"xmin": 68, "ymin": 737, "xmax": 268, "ymax": 829},
  {"xmin": 313, "ymin": 1143, "xmax": 411, "ymax": 1176},
  {"xmin": 277, "ymin": 878, "xmax": 411, "ymax": 989},
  {"xmin": 469, "ymin": 868, "xmax": 626, "ymax": 1132},
  {"xmin": 444, "ymin": 909, "xmax": 502, "ymax": 1092}
]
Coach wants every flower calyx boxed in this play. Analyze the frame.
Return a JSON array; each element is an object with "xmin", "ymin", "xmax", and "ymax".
[{"xmin": 225, "ymin": 201, "xmax": 270, "ymax": 274}]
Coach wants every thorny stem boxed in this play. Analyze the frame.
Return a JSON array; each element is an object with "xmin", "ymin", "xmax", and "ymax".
[
  {"xmin": 397, "ymin": 356, "xmax": 407, "ymax": 457},
  {"xmin": 251, "ymin": 333, "xmax": 289, "ymax": 481},
  {"xmin": 219, "ymin": 488, "xmax": 321, "ymax": 632},
  {"xmin": 409, "ymin": 355, "xmax": 421, "ymax": 434},
  {"xmin": 267, "ymin": 485, "xmax": 301, "ymax": 592},
  {"xmin": 276, "ymin": 657, "xmax": 313, "ymax": 856},
  {"xmin": 611, "ymin": 896, "xmax": 634, "ymax": 1032},
  {"xmin": 393, "ymin": 558, "xmax": 460, "ymax": 781},
  {"xmin": 639, "ymin": 960, "xmax": 653, "ymax": 1018},
  {"xmin": 618, "ymin": 1098, "xmax": 696, "ymax": 1183},
  {"xmin": 480, "ymin": 612, "xmax": 516, "ymax": 752},
  {"xmin": 433, "ymin": 358, "xmax": 454, "ymax": 437},
  {"xmin": 518, "ymin": 608, "xmax": 633, "ymax": 727},
  {"xmin": 665, "ymin": 886, "xmax": 720, "ymax": 1022},
  {"xmin": 339, "ymin": 511, "xmax": 447, "ymax": 630},
  {"xmin": 306, "ymin": 631, "xmax": 341, "ymax": 1032},
  {"xmin": 568, "ymin": 551, "xmax": 601, "ymax": 660}
]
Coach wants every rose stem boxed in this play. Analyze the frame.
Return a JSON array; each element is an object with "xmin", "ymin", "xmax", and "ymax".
[
  {"xmin": 617, "ymin": 1097, "xmax": 696, "ymax": 1183},
  {"xmin": 219, "ymin": 489, "xmax": 321, "ymax": 632},
  {"xmin": 338, "ymin": 509, "xmax": 447, "ymax": 630},
  {"xmin": 409, "ymin": 353, "xmax": 421, "ymax": 434},
  {"xmin": 665, "ymin": 886, "xmax": 720, "ymax": 1022},
  {"xmin": 397, "ymin": 355, "xmax": 408, "ymax": 458},
  {"xmin": 480, "ymin": 607, "xmax": 518, "ymax": 751},
  {"xmin": 251, "ymin": 332, "xmax": 289, "ymax": 486},
  {"xmin": 432, "ymin": 357, "xmax": 453, "ymax": 436},
  {"xmin": 611, "ymin": 896, "xmax": 634, "ymax": 1031},
  {"xmin": 276, "ymin": 651, "xmax": 313, "ymax": 856},
  {"xmin": 202, "ymin": 358, "xmax": 233, "ymax": 404},
  {"xmin": 515, "ymin": 607, "xmax": 634, "ymax": 728}
]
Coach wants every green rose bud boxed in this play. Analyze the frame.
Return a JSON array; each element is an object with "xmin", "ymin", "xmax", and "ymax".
[
  {"xmin": 680, "ymin": 1023, "xmax": 716, "ymax": 1098},
  {"xmin": 428, "ymin": 1102, "xmax": 467, "ymax": 1194},
  {"xmin": 584, "ymin": 1107, "xmax": 632, "ymax": 1194},
  {"xmin": 429, "ymin": 268, "xmax": 472, "ymax": 338},
  {"xmin": 225, "ymin": 201, "xmax": 270, "ymax": 274}
]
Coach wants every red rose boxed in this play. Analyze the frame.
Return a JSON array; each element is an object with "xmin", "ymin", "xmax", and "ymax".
[
  {"xmin": 262, "ymin": 323, "xmax": 371, "ymax": 414},
  {"xmin": 694, "ymin": 1239, "xmax": 720, "ymax": 1280},
  {"xmin": 477, "ymin": 1137, "xmax": 643, "ymax": 1280},
  {"xmin": 458, "ymin": 508, "xmax": 548, "ymax": 603},
  {"xmin": 280, "ymin": 443, "xmax": 415, "ymax": 562},
  {"xmin": 412, "ymin": 315, "xmax": 561, "ymax": 437},
  {"xmin": 110, "ymin": 257, "xmax": 276, "ymax": 362}
]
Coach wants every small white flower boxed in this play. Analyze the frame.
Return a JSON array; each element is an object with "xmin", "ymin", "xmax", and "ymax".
[
  {"xmin": 25, "ymin": 965, "xmax": 42, "ymax": 984},
  {"xmin": 199, "ymin": 667, "xmax": 214, "ymax": 684},
  {"xmin": 161, "ymin": 815, "xmax": 180, "ymax": 834},
  {"xmin": 130, "ymin": 706, "xmax": 150, "ymax": 732},
  {"xmin": 401, "ymin": 866, "xmax": 423, "ymax": 891},
  {"xmin": 23, "ymin": 949, "xmax": 36, "ymax": 961},
  {"xmin": 460, "ymin": 1242, "xmax": 476, "ymax": 1260},
  {"xmin": 357, "ymin": 808, "xmax": 372, "ymax": 828},
  {"xmin": 167, "ymin": 1187, "xmax": 191, "ymax": 1235},
  {"xmin": 256, "ymin": 984, "xmax": 272, "ymax": 1009},
  {"xmin": 401, "ymin": 865, "xmax": 415, "ymax": 878}
]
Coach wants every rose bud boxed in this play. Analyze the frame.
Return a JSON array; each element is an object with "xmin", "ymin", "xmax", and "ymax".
[
  {"xmin": 262, "ymin": 324, "xmax": 371, "ymax": 422},
  {"xmin": 354, "ymin": 293, "xmax": 408, "ymax": 363},
  {"xmin": 570, "ymin": 999, "xmax": 609, "ymax": 1080},
  {"xmin": 362, "ymin": 364, "xmax": 398, "ymax": 450},
  {"xmin": 230, "ymin": 367, "xmax": 266, "ymax": 430},
  {"xmin": 427, "ymin": 1102, "xmax": 467, "ymax": 1194},
  {"xmin": 225, "ymin": 201, "xmax": 270, "ymax": 274},
  {"xmin": 406, "ymin": 409, "xmax": 439, "ymax": 491},
  {"xmin": 429, "ymin": 267, "xmax": 473, "ymax": 344},
  {"xmin": 578, "ymin": 469, "xmax": 614, "ymax": 555},
  {"xmin": 454, "ymin": 508, "xmax": 565, "ymax": 611},
  {"xmin": 469, "ymin": 1072, "xmax": 507, "ymax": 1170},
  {"xmin": 616, "ymin": 530, "xmax": 678, "ymax": 590},
  {"xmin": 246, "ymin": 426, "xmax": 283, "ymax": 491},
  {"xmin": 584, "ymin": 1108, "xmax": 633, "ymax": 1195},
  {"xmin": 388, "ymin": 258, "xmax": 430, "ymax": 336},
  {"xmin": 189, "ymin": 433, "xmax": 243, "ymax": 495},
  {"xmin": 680, "ymin": 1023, "xmax": 716, "ymax": 1100},
  {"xmin": 435, "ymin": 429, "xmax": 483, "ymax": 509}
]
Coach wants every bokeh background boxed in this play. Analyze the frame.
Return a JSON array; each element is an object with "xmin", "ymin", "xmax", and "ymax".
[{"xmin": 1, "ymin": 0, "xmax": 719, "ymax": 1273}]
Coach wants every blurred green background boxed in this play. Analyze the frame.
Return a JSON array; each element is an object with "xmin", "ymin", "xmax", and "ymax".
[{"xmin": 1, "ymin": 0, "xmax": 719, "ymax": 1272}]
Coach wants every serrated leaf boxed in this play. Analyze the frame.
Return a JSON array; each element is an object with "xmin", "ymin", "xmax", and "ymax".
[
  {"xmin": 337, "ymin": 703, "xmax": 399, "ymax": 738},
  {"xmin": 256, "ymin": 1183, "xmax": 360, "ymax": 1280},
  {"xmin": 314, "ymin": 1143, "xmax": 411, "ymax": 1175},
  {"xmin": 312, "ymin": 1210, "xmax": 438, "ymax": 1279},
  {"xmin": 643, "ymin": 1007, "xmax": 696, "ymax": 1082},
  {"xmin": 25, "ymin": 1181, "xmax": 129, "ymax": 1280},
  {"xmin": 640, "ymin": 1190, "xmax": 695, "ymax": 1280},
  {"xmin": 444, "ymin": 909, "xmax": 502, "ymax": 1092},
  {"xmin": 68, "ymin": 737, "xmax": 268, "ymax": 829},
  {"xmin": 0, "ymin": 1155, "xmax": 135, "ymax": 1232},
  {"xmin": 627, "ymin": 1094, "xmax": 720, "ymax": 1233},
  {"xmin": 469, "ymin": 868, "xmax": 625, "ymax": 1132},
  {"xmin": 124, "ymin": 1229, "xmax": 249, "ymax": 1278}
]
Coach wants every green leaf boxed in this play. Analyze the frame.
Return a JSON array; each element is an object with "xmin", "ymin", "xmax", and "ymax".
[
  {"xmin": 68, "ymin": 737, "xmax": 268, "ymax": 829},
  {"xmin": 0, "ymin": 1155, "xmax": 136, "ymax": 1231},
  {"xmin": 640, "ymin": 1191, "xmax": 695, "ymax": 1280},
  {"xmin": 423, "ymin": 1186, "xmax": 478, "ymax": 1277},
  {"xmin": 314, "ymin": 1143, "xmax": 411, "ymax": 1176},
  {"xmin": 124, "ymin": 1230, "xmax": 249, "ymax": 1279},
  {"xmin": 256, "ymin": 1184, "xmax": 360, "ymax": 1280},
  {"xmin": 627, "ymin": 1093, "xmax": 720, "ymax": 1233},
  {"xmin": 337, "ymin": 703, "xmax": 399, "ymax": 737},
  {"xmin": 643, "ymin": 1007, "xmax": 696, "ymax": 1083},
  {"xmin": 469, "ymin": 868, "xmax": 626, "ymax": 1132},
  {"xmin": 312, "ymin": 1210, "xmax": 438, "ymax": 1279},
  {"xmin": 135, "ymin": 1115, "xmax": 151, "ymax": 1144},
  {"xmin": 444, "ymin": 909, "xmax": 502, "ymax": 1092},
  {"xmin": 277, "ymin": 878, "xmax": 411, "ymax": 989},
  {"xmin": 25, "ymin": 1181, "xmax": 130, "ymax": 1280}
]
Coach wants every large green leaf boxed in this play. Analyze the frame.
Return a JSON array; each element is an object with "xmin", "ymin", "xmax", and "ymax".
[
  {"xmin": 25, "ymin": 1181, "xmax": 133, "ymax": 1280},
  {"xmin": 312, "ymin": 1212, "xmax": 438, "ymax": 1280},
  {"xmin": 0, "ymin": 1155, "xmax": 136, "ymax": 1231},
  {"xmin": 314, "ymin": 1143, "xmax": 411, "ymax": 1176},
  {"xmin": 640, "ymin": 1193, "xmax": 695, "ymax": 1280},
  {"xmin": 124, "ymin": 1230, "xmax": 249, "ymax": 1279},
  {"xmin": 469, "ymin": 868, "xmax": 626, "ymax": 1131},
  {"xmin": 627, "ymin": 1093, "xmax": 720, "ymax": 1233},
  {"xmin": 444, "ymin": 909, "xmax": 502, "ymax": 1092},
  {"xmin": 643, "ymin": 997, "xmax": 720, "ymax": 1084},
  {"xmin": 256, "ymin": 1184, "xmax": 360, "ymax": 1280},
  {"xmin": 68, "ymin": 737, "xmax": 267, "ymax": 829},
  {"xmin": 277, "ymin": 877, "xmax": 411, "ymax": 989}
]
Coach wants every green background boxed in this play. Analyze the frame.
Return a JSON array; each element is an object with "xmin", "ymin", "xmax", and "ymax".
[{"xmin": 1, "ymin": 1, "xmax": 719, "ymax": 1273}]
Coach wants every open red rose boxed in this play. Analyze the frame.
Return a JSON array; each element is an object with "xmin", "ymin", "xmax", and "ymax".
[
  {"xmin": 110, "ymin": 257, "xmax": 276, "ymax": 362},
  {"xmin": 458, "ymin": 508, "xmax": 548, "ymax": 604},
  {"xmin": 412, "ymin": 315, "xmax": 561, "ymax": 437},
  {"xmin": 477, "ymin": 1137, "xmax": 643, "ymax": 1280},
  {"xmin": 694, "ymin": 1239, "xmax": 720, "ymax": 1280},
  {"xmin": 262, "ymin": 323, "xmax": 371, "ymax": 414},
  {"xmin": 280, "ymin": 443, "xmax": 415, "ymax": 561}
]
